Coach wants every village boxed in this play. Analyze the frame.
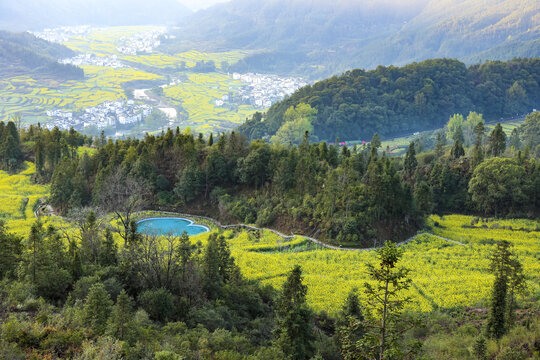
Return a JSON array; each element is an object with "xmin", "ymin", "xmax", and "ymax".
[
  {"xmin": 31, "ymin": 25, "xmax": 92, "ymax": 43},
  {"xmin": 223, "ymin": 72, "xmax": 309, "ymax": 109},
  {"xmin": 116, "ymin": 28, "xmax": 166, "ymax": 55},
  {"xmin": 45, "ymin": 100, "xmax": 153, "ymax": 132},
  {"xmin": 59, "ymin": 53, "xmax": 125, "ymax": 68}
]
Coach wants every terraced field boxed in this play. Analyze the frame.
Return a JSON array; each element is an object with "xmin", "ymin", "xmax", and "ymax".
[
  {"xmin": 163, "ymin": 72, "xmax": 257, "ymax": 133},
  {"xmin": 0, "ymin": 67, "xmax": 161, "ymax": 124},
  {"xmin": 0, "ymin": 26, "xmax": 257, "ymax": 134},
  {"xmin": 175, "ymin": 50, "xmax": 251, "ymax": 69}
]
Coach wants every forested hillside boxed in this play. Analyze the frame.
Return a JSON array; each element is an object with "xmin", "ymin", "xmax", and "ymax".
[
  {"xmin": 2, "ymin": 111, "xmax": 538, "ymax": 247},
  {"xmin": 238, "ymin": 58, "xmax": 540, "ymax": 142},
  {"xmin": 0, "ymin": 31, "xmax": 83, "ymax": 80}
]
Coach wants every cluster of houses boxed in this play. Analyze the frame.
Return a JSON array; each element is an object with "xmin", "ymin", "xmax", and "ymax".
[
  {"xmin": 31, "ymin": 26, "xmax": 92, "ymax": 43},
  {"xmin": 59, "ymin": 53, "xmax": 125, "ymax": 68},
  {"xmin": 116, "ymin": 28, "xmax": 166, "ymax": 55},
  {"xmin": 229, "ymin": 73, "xmax": 308, "ymax": 109},
  {"xmin": 45, "ymin": 100, "xmax": 152, "ymax": 131}
]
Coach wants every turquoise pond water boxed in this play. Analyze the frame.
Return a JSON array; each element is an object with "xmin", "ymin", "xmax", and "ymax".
[{"xmin": 136, "ymin": 218, "xmax": 209, "ymax": 236}]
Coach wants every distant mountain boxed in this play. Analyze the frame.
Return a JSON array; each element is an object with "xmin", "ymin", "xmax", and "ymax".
[
  {"xmin": 162, "ymin": 0, "xmax": 540, "ymax": 78},
  {"xmin": 0, "ymin": 0, "xmax": 192, "ymax": 31},
  {"xmin": 374, "ymin": 0, "xmax": 540, "ymax": 65},
  {"xmin": 0, "ymin": 31, "xmax": 83, "ymax": 80},
  {"xmin": 237, "ymin": 58, "xmax": 540, "ymax": 142}
]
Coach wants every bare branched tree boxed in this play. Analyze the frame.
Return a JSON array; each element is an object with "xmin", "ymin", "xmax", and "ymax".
[{"xmin": 97, "ymin": 170, "xmax": 151, "ymax": 244}]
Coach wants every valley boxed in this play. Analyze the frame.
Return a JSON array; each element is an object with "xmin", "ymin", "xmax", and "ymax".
[{"xmin": 0, "ymin": 26, "xmax": 307, "ymax": 137}]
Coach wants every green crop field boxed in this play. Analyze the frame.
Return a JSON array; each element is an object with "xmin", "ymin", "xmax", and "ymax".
[{"xmin": 2, "ymin": 163, "xmax": 538, "ymax": 316}]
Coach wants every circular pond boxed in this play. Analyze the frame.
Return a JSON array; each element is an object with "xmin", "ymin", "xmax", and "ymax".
[{"xmin": 136, "ymin": 217, "xmax": 210, "ymax": 236}]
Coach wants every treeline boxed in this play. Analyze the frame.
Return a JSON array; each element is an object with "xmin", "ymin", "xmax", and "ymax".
[
  {"xmin": 238, "ymin": 58, "xmax": 540, "ymax": 141},
  {"xmin": 2, "ymin": 111, "xmax": 539, "ymax": 246},
  {"xmin": 0, "ymin": 121, "xmax": 91, "ymax": 176},
  {"xmin": 44, "ymin": 129, "xmax": 421, "ymax": 246},
  {"xmin": 0, "ymin": 31, "xmax": 84, "ymax": 80}
]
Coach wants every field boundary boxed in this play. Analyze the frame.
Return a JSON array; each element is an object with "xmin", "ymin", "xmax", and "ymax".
[{"xmin": 143, "ymin": 211, "xmax": 466, "ymax": 251}]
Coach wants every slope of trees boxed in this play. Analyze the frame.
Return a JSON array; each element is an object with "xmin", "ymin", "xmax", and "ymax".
[
  {"xmin": 2, "ymin": 110, "xmax": 538, "ymax": 247},
  {"xmin": 0, "ymin": 31, "xmax": 84, "ymax": 80},
  {"xmin": 238, "ymin": 58, "xmax": 540, "ymax": 141}
]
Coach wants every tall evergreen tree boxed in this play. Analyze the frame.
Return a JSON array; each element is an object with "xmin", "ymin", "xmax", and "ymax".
[
  {"xmin": 275, "ymin": 265, "xmax": 314, "ymax": 360},
  {"xmin": 108, "ymin": 290, "xmax": 133, "ymax": 340},
  {"xmin": 487, "ymin": 123, "xmax": 506, "ymax": 157},
  {"xmin": 83, "ymin": 283, "xmax": 113, "ymax": 335},
  {"xmin": 451, "ymin": 139, "xmax": 465, "ymax": 159},
  {"xmin": 361, "ymin": 242, "xmax": 419, "ymax": 359},
  {"xmin": 485, "ymin": 241, "xmax": 525, "ymax": 339},
  {"xmin": 403, "ymin": 142, "xmax": 417, "ymax": 176}
]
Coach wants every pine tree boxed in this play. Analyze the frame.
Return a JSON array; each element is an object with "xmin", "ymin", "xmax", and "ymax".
[
  {"xmin": 83, "ymin": 283, "xmax": 113, "ymax": 335},
  {"xmin": 202, "ymin": 233, "xmax": 223, "ymax": 299},
  {"xmin": 361, "ymin": 241, "xmax": 419, "ymax": 359},
  {"xmin": 488, "ymin": 123, "xmax": 506, "ymax": 157},
  {"xmin": 275, "ymin": 265, "xmax": 314, "ymax": 360},
  {"xmin": 338, "ymin": 289, "xmax": 365, "ymax": 360},
  {"xmin": 69, "ymin": 240, "xmax": 84, "ymax": 281},
  {"xmin": 451, "ymin": 139, "xmax": 465, "ymax": 159},
  {"xmin": 108, "ymin": 290, "xmax": 132, "ymax": 340},
  {"xmin": 473, "ymin": 336, "xmax": 487, "ymax": 360},
  {"xmin": 208, "ymin": 133, "xmax": 214, "ymax": 146},
  {"xmin": 486, "ymin": 271, "xmax": 507, "ymax": 339},
  {"xmin": 370, "ymin": 133, "xmax": 381, "ymax": 150},
  {"xmin": 404, "ymin": 142, "xmax": 417, "ymax": 176},
  {"xmin": 99, "ymin": 228, "xmax": 118, "ymax": 267},
  {"xmin": 414, "ymin": 181, "xmax": 433, "ymax": 216},
  {"xmin": 485, "ymin": 241, "xmax": 525, "ymax": 339},
  {"xmin": 434, "ymin": 132, "xmax": 446, "ymax": 158}
]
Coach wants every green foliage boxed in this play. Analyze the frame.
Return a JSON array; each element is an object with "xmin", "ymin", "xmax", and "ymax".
[
  {"xmin": 138, "ymin": 288, "xmax": 175, "ymax": 323},
  {"xmin": 360, "ymin": 241, "xmax": 419, "ymax": 360},
  {"xmin": 517, "ymin": 111, "xmax": 540, "ymax": 149},
  {"xmin": 239, "ymin": 58, "xmax": 540, "ymax": 142},
  {"xmin": 0, "ymin": 220, "xmax": 22, "ymax": 279},
  {"xmin": 275, "ymin": 265, "xmax": 314, "ymax": 360},
  {"xmin": 486, "ymin": 241, "xmax": 526, "ymax": 340},
  {"xmin": 451, "ymin": 139, "xmax": 465, "ymax": 159},
  {"xmin": 83, "ymin": 282, "xmax": 113, "ymax": 335},
  {"xmin": 404, "ymin": 142, "xmax": 418, "ymax": 176},
  {"xmin": 468, "ymin": 158, "xmax": 529, "ymax": 216},
  {"xmin": 488, "ymin": 123, "xmax": 507, "ymax": 157},
  {"xmin": 271, "ymin": 103, "xmax": 317, "ymax": 145}
]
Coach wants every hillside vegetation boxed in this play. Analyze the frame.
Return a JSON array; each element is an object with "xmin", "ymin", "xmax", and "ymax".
[
  {"xmin": 239, "ymin": 58, "xmax": 540, "ymax": 142},
  {"xmin": 0, "ymin": 31, "xmax": 83, "ymax": 80},
  {"xmin": 0, "ymin": 107, "xmax": 539, "ymax": 358}
]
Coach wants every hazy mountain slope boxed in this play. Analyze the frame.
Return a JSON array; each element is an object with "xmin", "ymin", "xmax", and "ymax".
[
  {"xmin": 376, "ymin": 0, "xmax": 540, "ymax": 65},
  {"xmin": 163, "ymin": 0, "xmax": 540, "ymax": 78},
  {"xmin": 0, "ymin": 0, "xmax": 192, "ymax": 31},
  {"xmin": 164, "ymin": 0, "xmax": 426, "ymax": 50},
  {"xmin": 0, "ymin": 31, "xmax": 83, "ymax": 80}
]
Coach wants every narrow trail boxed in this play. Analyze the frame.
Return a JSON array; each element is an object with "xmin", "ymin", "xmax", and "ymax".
[{"xmin": 155, "ymin": 211, "xmax": 466, "ymax": 251}]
